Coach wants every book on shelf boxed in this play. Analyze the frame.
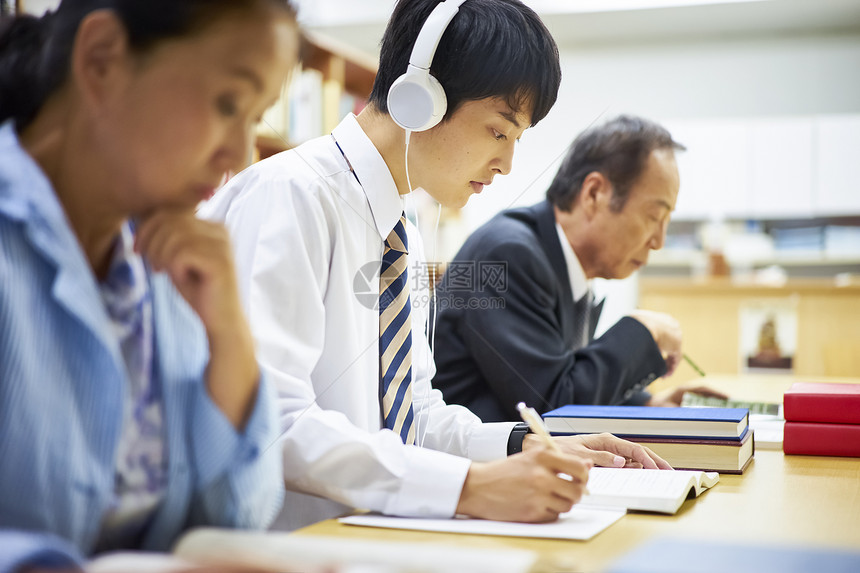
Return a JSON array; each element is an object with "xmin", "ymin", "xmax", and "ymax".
[
  {"xmin": 543, "ymin": 405, "xmax": 749, "ymax": 439},
  {"xmin": 628, "ymin": 428, "xmax": 754, "ymax": 473},
  {"xmin": 783, "ymin": 421, "xmax": 860, "ymax": 457},
  {"xmin": 606, "ymin": 537, "xmax": 860, "ymax": 573},
  {"xmin": 783, "ymin": 382, "xmax": 860, "ymax": 424},
  {"xmin": 257, "ymin": 66, "xmax": 294, "ymax": 142},
  {"xmin": 256, "ymin": 69, "xmax": 368, "ymax": 154},
  {"xmin": 321, "ymin": 78, "xmax": 343, "ymax": 134},
  {"xmin": 289, "ymin": 68, "xmax": 324, "ymax": 145}
]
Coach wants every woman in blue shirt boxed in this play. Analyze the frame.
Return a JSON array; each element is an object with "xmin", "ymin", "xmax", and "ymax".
[{"xmin": 0, "ymin": 0, "xmax": 299, "ymax": 569}]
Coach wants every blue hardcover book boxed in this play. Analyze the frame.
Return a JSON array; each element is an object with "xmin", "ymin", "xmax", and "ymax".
[
  {"xmin": 542, "ymin": 405, "xmax": 749, "ymax": 439},
  {"xmin": 607, "ymin": 538, "xmax": 860, "ymax": 573}
]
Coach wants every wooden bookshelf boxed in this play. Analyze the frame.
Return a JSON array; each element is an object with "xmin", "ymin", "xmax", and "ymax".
[
  {"xmin": 254, "ymin": 32, "xmax": 378, "ymax": 161},
  {"xmin": 639, "ymin": 277, "xmax": 860, "ymax": 381},
  {"xmin": 302, "ymin": 31, "xmax": 378, "ymax": 98}
]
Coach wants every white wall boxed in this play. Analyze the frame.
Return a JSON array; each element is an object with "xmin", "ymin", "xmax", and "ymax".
[
  {"xmin": 451, "ymin": 31, "xmax": 860, "ymax": 333},
  {"xmin": 461, "ymin": 32, "xmax": 860, "ymax": 232}
]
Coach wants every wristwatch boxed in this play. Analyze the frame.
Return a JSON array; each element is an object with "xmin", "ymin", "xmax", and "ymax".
[{"xmin": 506, "ymin": 422, "xmax": 531, "ymax": 456}]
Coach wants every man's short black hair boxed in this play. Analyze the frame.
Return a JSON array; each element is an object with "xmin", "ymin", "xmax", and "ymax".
[
  {"xmin": 546, "ymin": 115, "xmax": 686, "ymax": 212},
  {"xmin": 368, "ymin": 0, "xmax": 561, "ymax": 127}
]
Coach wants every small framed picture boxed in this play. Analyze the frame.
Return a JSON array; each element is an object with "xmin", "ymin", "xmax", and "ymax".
[
  {"xmin": 739, "ymin": 297, "xmax": 798, "ymax": 373},
  {"xmin": 17, "ymin": 0, "xmax": 61, "ymax": 15}
]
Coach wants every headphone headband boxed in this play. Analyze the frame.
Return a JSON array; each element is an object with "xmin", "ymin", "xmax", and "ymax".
[
  {"xmin": 387, "ymin": 0, "xmax": 468, "ymax": 133},
  {"xmin": 408, "ymin": 0, "xmax": 468, "ymax": 71}
]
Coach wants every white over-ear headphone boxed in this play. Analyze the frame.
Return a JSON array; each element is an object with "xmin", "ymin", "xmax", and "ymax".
[{"xmin": 387, "ymin": 0, "xmax": 468, "ymax": 133}]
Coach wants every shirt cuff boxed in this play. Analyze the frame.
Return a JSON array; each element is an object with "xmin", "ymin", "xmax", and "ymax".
[
  {"xmin": 0, "ymin": 531, "xmax": 83, "ymax": 572},
  {"xmin": 467, "ymin": 421, "xmax": 517, "ymax": 462},
  {"xmin": 191, "ymin": 369, "xmax": 279, "ymax": 487},
  {"xmin": 382, "ymin": 446, "xmax": 472, "ymax": 518}
]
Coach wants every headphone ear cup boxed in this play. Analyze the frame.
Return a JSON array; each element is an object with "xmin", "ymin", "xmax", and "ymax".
[{"xmin": 387, "ymin": 69, "xmax": 448, "ymax": 132}]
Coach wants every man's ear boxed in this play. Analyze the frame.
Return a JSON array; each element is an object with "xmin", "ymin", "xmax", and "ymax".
[
  {"xmin": 70, "ymin": 10, "xmax": 132, "ymax": 112},
  {"xmin": 578, "ymin": 171, "xmax": 612, "ymax": 220}
]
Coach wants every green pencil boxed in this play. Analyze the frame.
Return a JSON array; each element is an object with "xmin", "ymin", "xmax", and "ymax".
[{"xmin": 683, "ymin": 353, "xmax": 706, "ymax": 377}]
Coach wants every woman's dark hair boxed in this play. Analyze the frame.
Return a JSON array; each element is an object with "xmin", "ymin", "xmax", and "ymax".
[
  {"xmin": 368, "ymin": 0, "xmax": 561, "ymax": 127},
  {"xmin": 0, "ymin": 0, "xmax": 296, "ymax": 131},
  {"xmin": 546, "ymin": 115, "xmax": 686, "ymax": 212}
]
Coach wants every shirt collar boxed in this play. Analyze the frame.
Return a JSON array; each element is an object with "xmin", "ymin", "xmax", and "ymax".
[
  {"xmin": 0, "ymin": 121, "xmax": 69, "ymax": 230},
  {"xmin": 555, "ymin": 222, "xmax": 592, "ymax": 303},
  {"xmin": 0, "ymin": 121, "xmax": 127, "ymax": 371},
  {"xmin": 331, "ymin": 114, "xmax": 403, "ymax": 240}
]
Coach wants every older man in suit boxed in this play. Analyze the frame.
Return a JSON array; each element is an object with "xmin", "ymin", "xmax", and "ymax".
[{"xmin": 432, "ymin": 115, "xmax": 723, "ymax": 422}]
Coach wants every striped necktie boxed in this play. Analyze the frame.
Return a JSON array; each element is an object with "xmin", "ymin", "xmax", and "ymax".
[
  {"xmin": 379, "ymin": 213, "xmax": 415, "ymax": 445},
  {"xmin": 574, "ymin": 289, "xmax": 595, "ymax": 350}
]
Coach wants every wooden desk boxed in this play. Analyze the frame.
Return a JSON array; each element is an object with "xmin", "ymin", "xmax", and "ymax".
[{"xmin": 294, "ymin": 375, "xmax": 860, "ymax": 572}]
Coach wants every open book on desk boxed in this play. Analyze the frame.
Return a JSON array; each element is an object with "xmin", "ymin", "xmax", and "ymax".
[
  {"xmin": 340, "ymin": 468, "xmax": 719, "ymax": 540},
  {"xmin": 583, "ymin": 467, "xmax": 719, "ymax": 514}
]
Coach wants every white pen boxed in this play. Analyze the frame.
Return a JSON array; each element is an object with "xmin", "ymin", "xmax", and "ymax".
[{"xmin": 516, "ymin": 402, "xmax": 590, "ymax": 495}]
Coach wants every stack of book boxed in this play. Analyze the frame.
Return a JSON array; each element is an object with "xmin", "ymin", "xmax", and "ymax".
[
  {"xmin": 543, "ymin": 405, "xmax": 753, "ymax": 473},
  {"xmin": 783, "ymin": 382, "xmax": 860, "ymax": 457}
]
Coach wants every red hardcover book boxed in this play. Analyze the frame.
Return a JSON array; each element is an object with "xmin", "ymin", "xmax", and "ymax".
[
  {"xmin": 783, "ymin": 421, "xmax": 860, "ymax": 457},
  {"xmin": 783, "ymin": 382, "xmax": 860, "ymax": 424}
]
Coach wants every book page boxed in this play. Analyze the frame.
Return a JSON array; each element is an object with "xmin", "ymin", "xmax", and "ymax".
[
  {"xmin": 581, "ymin": 468, "xmax": 719, "ymax": 514},
  {"xmin": 751, "ymin": 416, "xmax": 785, "ymax": 449}
]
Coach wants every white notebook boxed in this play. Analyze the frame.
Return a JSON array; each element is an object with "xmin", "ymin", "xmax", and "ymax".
[
  {"xmin": 340, "ymin": 467, "xmax": 719, "ymax": 540},
  {"xmin": 341, "ymin": 505, "xmax": 626, "ymax": 541}
]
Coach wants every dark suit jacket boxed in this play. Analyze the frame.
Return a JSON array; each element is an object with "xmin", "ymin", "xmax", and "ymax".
[{"xmin": 432, "ymin": 200, "xmax": 667, "ymax": 422}]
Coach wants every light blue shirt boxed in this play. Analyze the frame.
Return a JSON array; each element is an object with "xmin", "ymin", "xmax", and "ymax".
[{"xmin": 0, "ymin": 121, "xmax": 284, "ymax": 571}]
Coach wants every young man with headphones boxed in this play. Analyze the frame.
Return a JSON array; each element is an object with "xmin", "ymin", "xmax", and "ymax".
[{"xmin": 201, "ymin": 0, "xmax": 670, "ymax": 531}]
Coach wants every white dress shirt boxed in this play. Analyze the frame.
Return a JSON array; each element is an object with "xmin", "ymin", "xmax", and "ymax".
[
  {"xmin": 199, "ymin": 114, "xmax": 514, "ymax": 531},
  {"xmin": 555, "ymin": 222, "xmax": 592, "ymax": 304},
  {"xmin": 556, "ymin": 223, "xmax": 597, "ymax": 348}
]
